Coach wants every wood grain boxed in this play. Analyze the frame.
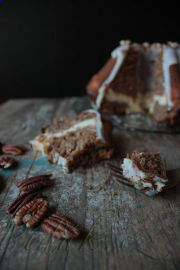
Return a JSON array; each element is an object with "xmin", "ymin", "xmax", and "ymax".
[{"xmin": 0, "ymin": 98, "xmax": 180, "ymax": 270}]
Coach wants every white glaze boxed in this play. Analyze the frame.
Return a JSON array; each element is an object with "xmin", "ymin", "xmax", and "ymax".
[
  {"xmin": 46, "ymin": 118, "xmax": 96, "ymax": 138},
  {"xmin": 122, "ymin": 158, "xmax": 146, "ymax": 182},
  {"xmin": 84, "ymin": 109, "xmax": 105, "ymax": 141},
  {"xmin": 30, "ymin": 140, "xmax": 45, "ymax": 155},
  {"xmin": 96, "ymin": 44, "xmax": 129, "ymax": 109},
  {"xmin": 163, "ymin": 45, "xmax": 179, "ymax": 110}
]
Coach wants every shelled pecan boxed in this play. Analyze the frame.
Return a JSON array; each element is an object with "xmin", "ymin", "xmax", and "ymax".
[
  {"xmin": 17, "ymin": 174, "xmax": 53, "ymax": 192},
  {"xmin": 0, "ymin": 156, "xmax": 16, "ymax": 169},
  {"xmin": 7, "ymin": 191, "xmax": 41, "ymax": 216},
  {"xmin": 2, "ymin": 144, "xmax": 26, "ymax": 156},
  {"xmin": 14, "ymin": 198, "xmax": 48, "ymax": 228},
  {"xmin": 41, "ymin": 213, "xmax": 80, "ymax": 239}
]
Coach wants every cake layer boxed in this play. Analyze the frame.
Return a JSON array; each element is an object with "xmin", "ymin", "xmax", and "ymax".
[
  {"xmin": 31, "ymin": 110, "xmax": 114, "ymax": 172},
  {"xmin": 121, "ymin": 152, "xmax": 168, "ymax": 196},
  {"xmin": 87, "ymin": 40, "xmax": 180, "ymax": 125},
  {"xmin": 42, "ymin": 111, "xmax": 98, "ymax": 134}
]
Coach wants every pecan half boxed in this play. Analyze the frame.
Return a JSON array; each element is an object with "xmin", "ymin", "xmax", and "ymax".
[
  {"xmin": 2, "ymin": 144, "xmax": 26, "ymax": 156},
  {"xmin": 0, "ymin": 156, "xmax": 16, "ymax": 169},
  {"xmin": 41, "ymin": 213, "xmax": 80, "ymax": 239},
  {"xmin": 17, "ymin": 174, "xmax": 53, "ymax": 192},
  {"xmin": 7, "ymin": 191, "xmax": 41, "ymax": 216},
  {"xmin": 14, "ymin": 198, "xmax": 48, "ymax": 228}
]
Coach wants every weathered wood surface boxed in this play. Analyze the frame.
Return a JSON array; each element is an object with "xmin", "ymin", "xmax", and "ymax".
[{"xmin": 0, "ymin": 98, "xmax": 180, "ymax": 270}]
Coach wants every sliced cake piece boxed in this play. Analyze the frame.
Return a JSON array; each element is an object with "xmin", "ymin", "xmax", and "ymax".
[
  {"xmin": 121, "ymin": 151, "xmax": 168, "ymax": 196},
  {"xmin": 31, "ymin": 110, "xmax": 113, "ymax": 172},
  {"xmin": 87, "ymin": 40, "xmax": 144, "ymax": 115}
]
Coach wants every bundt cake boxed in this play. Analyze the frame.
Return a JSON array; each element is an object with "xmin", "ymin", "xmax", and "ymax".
[{"xmin": 87, "ymin": 40, "xmax": 180, "ymax": 125}]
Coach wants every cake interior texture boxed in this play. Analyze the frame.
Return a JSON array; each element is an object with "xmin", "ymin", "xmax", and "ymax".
[
  {"xmin": 121, "ymin": 152, "xmax": 168, "ymax": 196},
  {"xmin": 87, "ymin": 40, "xmax": 180, "ymax": 125},
  {"xmin": 31, "ymin": 110, "xmax": 113, "ymax": 172}
]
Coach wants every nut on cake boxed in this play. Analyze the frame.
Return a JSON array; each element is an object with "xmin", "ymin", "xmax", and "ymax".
[
  {"xmin": 31, "ymin": 110, "xmax": 113, "ymax": 172},
  {"xmin": 121, "ymin": 151, "xmax": 168, "ymax": 196}
]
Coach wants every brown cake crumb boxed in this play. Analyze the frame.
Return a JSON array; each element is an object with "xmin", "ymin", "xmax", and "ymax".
[{"xmin": 130, "ymin": 151, "xmax": 166, "ymax": 178}]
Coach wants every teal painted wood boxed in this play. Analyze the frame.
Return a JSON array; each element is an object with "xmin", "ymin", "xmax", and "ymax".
[{"xmin": 0, "ymin": 98, "xmax": 180, "ymax": 270}]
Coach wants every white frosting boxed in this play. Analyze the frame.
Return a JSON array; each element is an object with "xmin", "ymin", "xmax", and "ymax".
[
  {"xmin": 40, "ymin": 109, "xmax": 105, "ymax": 142},
  {"xmin": 149, "ymin": 93, "xmax": 167, "ymax": 113},
  {"xmin": 121, "ymin": 158, "xmax": 167, "ymax": 196},
  {"xmin": 163, "ymin": 45, "xmax": 179, "ymax": 110},
  {"xmin": 152, "ymin": 94, "xmax": 167, "ymax": 106},
  {"xmin": 30, "ymin": 140, "xmax": 45, "ymax": 154},
  {"xmin": 155, "ymin": 181, "xmax": 165, "ymax": 192},
  {"xmin": 45, "ymin": 118, "xmax": 96, "ymax": 138},
  {"xmin": 96, "ymin": 44, "xmax": 129, "ymax": 109},
  {"xmin": 122, "ymin": 158, "xmax": 146, "ymax": 182},
  {"xmin": 94, "ymin": 110, "xmax": 104, "ymax": 141},
  {"xmin": 51, "ymin": 152, "xmax": 68, "ymax": 172},
  {"xmin": 84, "ymin": 109, "xmax": 105, "ymax": 141},
  {"xmin": 57, "ymin": 156, "xmax": 67, "ymax": 167}
]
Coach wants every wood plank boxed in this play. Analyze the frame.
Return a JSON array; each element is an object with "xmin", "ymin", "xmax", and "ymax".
[{"xmin": 0, "ymin": 98, "xmax": 180, "ymax": 270}]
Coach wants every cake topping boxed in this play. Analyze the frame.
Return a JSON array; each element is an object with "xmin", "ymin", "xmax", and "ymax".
[
  {"xmin": 86, "ymin": 57, "xmax": 117, "ymax": 99},
  {"xmin": 129, "ymin": 151, "xmax": 167, "ymax": 178},
  {"xmin": 95, "ymin": 44, "xmax": 130, "ymax": 109}
]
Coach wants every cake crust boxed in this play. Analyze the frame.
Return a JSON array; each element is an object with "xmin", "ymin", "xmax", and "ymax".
[{"xmin": 128, "ymin": 152, "xmax": 167, "ymax": 179}]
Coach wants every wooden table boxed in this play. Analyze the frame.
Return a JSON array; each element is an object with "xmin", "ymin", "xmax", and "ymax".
[{"xmin": 0, "ymin": 98, "xmax": 180, "ymax": 270}]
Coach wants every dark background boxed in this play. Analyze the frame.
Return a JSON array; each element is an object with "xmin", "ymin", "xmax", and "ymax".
[{"xmin": 0, "ymin": 0, "xmax": 179, "ymax": 98}]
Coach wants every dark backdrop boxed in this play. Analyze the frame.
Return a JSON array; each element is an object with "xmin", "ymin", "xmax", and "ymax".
[{"xmin": 0, "ymin": 0, "xmax": 179, "ymax": 98}]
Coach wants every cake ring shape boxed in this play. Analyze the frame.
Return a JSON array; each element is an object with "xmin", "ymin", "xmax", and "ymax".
[{"xmin": 87, "ymin": 40, "xmax": 180, "ymax": 125}]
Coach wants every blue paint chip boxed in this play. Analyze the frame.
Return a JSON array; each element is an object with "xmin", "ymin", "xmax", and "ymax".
[
  {"xmin": 17, "ymin": 157, "xmax": 51, "ymax": 169},
  {"xmin": 134, "ymin": 203, "xmax": 144, "ymax": 208},
  {"xmin": 0, "ymin": 157, "xmax": 52, "ymax": 178},
  {"xmin": 0, "ymin": 168, "xmax": 15, "ymax": 178}
]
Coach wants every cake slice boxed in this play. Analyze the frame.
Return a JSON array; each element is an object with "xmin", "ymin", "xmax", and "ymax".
[
  {"xmin": 87, "ymin": 40, "xmax": 143, "ymax": 115},
  {"xmin": 31, "ymin": 110, "xmax": 113, "ymax": 172},
  {"xmin": 87, "ymin": 40, "xmax": 180, "ymax": 125},
  {"xmin": 121, "ymin": 151, "xmax": 168, "ymax": 196}
]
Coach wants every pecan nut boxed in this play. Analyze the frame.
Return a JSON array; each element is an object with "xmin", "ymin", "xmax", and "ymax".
[
  {"xmin": 7, "ymin": 191, "xmax": 41, "ymax": 216},
  {"xmin": 2, "ymin": 144, "xmax": 26, "ymax": 156},
  {"xmin": 0, "ymin": 156, "xmax": 16, "ymax": 169},
  {"xmin": 14, "ymin": 198, "xmax": 48, "ymax": 228},
  {"xmin": 17, "ymin": 174, "xmax": 53, "ymax": 192},
  {"xmin": 41, "ymin": 213, "xmax": 80, "ymax": 239}
]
